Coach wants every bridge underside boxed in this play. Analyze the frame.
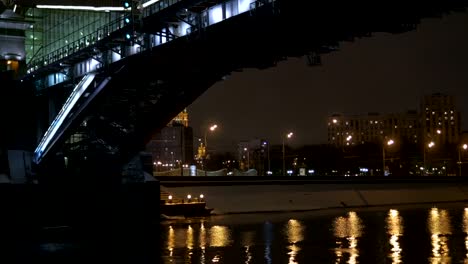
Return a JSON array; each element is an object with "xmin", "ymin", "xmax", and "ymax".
[{"xmin": 34, "ymin": 0, "xmax": 468, "ymax": 181}]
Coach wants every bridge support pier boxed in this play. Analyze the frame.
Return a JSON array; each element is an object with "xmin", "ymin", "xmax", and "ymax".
[{"xmin": 7, "ymin": 150, "xmax": 33, "ymax": 184}]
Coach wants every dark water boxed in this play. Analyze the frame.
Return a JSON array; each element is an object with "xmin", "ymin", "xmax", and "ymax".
[
  {"xmin": 160, "ymin": 203, "xmax": 468, "ymax": 263},
  {"xmin": 6, "ymin": 202, "xmax": 468, "ymax": 263}
]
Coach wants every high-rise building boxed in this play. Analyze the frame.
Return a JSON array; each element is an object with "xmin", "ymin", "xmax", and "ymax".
[
  {"xmin": 146, "ymin": 109, "xmax": 194, "ymax": 169},
  {"xmin": 421, "ymin": 93, "xmax": 461, "ymax": 145},
  {"xmin": 327, "ymin": 111, "xmax": 420, "ymax": 147},
  {"xmin": 328, "ymin": 93, "xmax": 462, "ymax": 148},
  {"xmin": 170, "ymin": 108, "xmax": 189, "ymax": 127}
]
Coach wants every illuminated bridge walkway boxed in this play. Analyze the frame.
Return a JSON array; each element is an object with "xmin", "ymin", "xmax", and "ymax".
[{"xmin": 26, "ymin": 0, "xmax": 468, "ymax": 176}]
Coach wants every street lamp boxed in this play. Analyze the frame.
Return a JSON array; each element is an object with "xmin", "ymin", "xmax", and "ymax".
[
  {"xmin": 204, "ymin": 124, "xmax": 218, "ymax": 150},
  {"xmin": 202, "ymin": 124, "xmax": 217, "ymax": 173},
  {"xmin": 383, "ymin": 139, "xmax": 394, "ymax": 176},
  {"xmin": 423, "ymin": 141, "xmax": 435, "ymax": 175},
  {"xmin": 458, "ymin": 143, "xmax": 467, "ymax": 176},
  {"xmin": 282, "ymin": 132, "xmax": 293, "ymax": 175},
  {"xmin": 244, "ymin": 147, "xmax": 250, "ymax": 170},
  {"xmin": 262, "ymin": 141, "xmax": 270, "ymax": 175}
]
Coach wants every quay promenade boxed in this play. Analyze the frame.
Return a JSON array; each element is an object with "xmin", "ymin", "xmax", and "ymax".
[{"xmin": 157, "ymin": 176, "xmax": 468, "ymax": 215}]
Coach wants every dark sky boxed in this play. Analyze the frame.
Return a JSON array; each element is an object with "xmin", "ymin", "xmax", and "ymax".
[{"xmin": 188, "ymin": 11, "xmax": 468, "ymax": 153}]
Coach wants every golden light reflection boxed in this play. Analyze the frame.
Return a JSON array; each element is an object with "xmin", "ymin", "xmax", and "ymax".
[
  {"xmin": 185, "ymin": 225, "xmax": 194, "ymax": 263},
  {"xmin": 210, "ymin": 225, "xmax": 232, "ymax": 247},
  {"xmin": 285, "ymin": 219, "xmax": 304, "ymax": 264},
  {"xmin": 241, "ymin": 231, "xmax": 255, "ymax": 264},
  {"xmin": 333, "ymin": 211, "xmax": 363, "ymax": 264},
  {"xmin": 186, "ymin": 225, "xmax": 194, "ymax": 249},
  {"xmin": 386, "ymin": 209, "xmax": 403, "ymax": 264},
  {"xmin": 288, "ymin": 244, "xmax": 300, "ymax": 264},
  {"xmin": 463, "ymin": 208, "xmax": 468, "ymax": 260},
  {"xmin": 200, "ymin": 222, "xmax": 207, "ymax": 264},
  {"xmin": 428, "ymin": 207, "xmax": 451, "ymax": 264},
  {"xmin": 168, "ymin": 225, "xmax": 174, "ymax": 257},
  {"xmin": 286, "ymin": 219, "xmax": 305, "ymax": 244},
  {"xmin": 245, "ymin": 245, "xmax": 252, "ymax": 264}
]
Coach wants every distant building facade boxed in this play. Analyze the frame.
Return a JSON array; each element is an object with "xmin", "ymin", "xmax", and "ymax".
[
  {"xmin": 327, "ymin": 111, "xmax": 420, "ymax": 147},
  {"xmin": 146, "ymin": 109, "xmax": 194, "ymax": 169},
  {"xmin": 421, "ymin": 93, "xmax": 461, "ymax": 145},
  {"xmin": 328, "ymin": 93, "xmax": 462, "ymax": 148}
]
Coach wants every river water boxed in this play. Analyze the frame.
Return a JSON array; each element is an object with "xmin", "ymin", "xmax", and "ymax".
[{"xmin": 160, "ymin": 202, "xmax": 468, "ymax": 263}]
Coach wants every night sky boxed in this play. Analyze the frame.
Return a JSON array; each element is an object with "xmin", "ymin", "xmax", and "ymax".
[{"xmin": 188, "ymin": 10, "xmax": 468, "ymax": 153}]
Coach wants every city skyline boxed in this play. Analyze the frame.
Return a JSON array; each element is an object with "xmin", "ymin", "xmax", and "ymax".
[{"xmin": 188, "ymin": 10, "xmax": 468, "ymax": 153}]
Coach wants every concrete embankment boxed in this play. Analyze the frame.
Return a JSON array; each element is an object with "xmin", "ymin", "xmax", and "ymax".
[{"xmin": 158, "ymin": 177, "xmax": 468, "ymax": 214}]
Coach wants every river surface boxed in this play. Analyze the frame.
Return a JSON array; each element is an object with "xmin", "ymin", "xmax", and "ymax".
[
  {"xmin": 7, "ymin": 202, "xmax": 468, "ymax": 263},
  {"xmin": 160, "ymin": 202, "xmax": 468, "ymax": 263}
]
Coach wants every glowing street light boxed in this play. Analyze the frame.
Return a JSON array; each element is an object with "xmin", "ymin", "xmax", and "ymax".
[
  {"xmin": 282, "ymin": 132, "xmax": 294, "ymax": 175},
  {"xmin": 204, "ymin": 124, "xmax": 218, "ymax": 149},
  {"xmin": 383, "ymin": 139, "xmax": 395, "ymax": 176},
  {"xmin": 202, "ymin": 123, "xmax": 218, "ymax": 174},
  {"xmin": 458, "ymin": 143, "xmax": 468, "ymax": 176},
  {"xmin": 244, "ymin": 147, "xmax": 250, "ymax": 170}
]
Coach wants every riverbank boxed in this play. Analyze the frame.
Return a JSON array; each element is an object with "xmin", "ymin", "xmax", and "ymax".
[{"xmin": 161, "ymin": 180, "xmax": 468, "ymax": 214}]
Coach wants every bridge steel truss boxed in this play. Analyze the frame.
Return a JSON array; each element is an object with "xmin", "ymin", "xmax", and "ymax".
[{"xmin": 25, "ymin": 0, "xmax": 468, "ymax": 180}]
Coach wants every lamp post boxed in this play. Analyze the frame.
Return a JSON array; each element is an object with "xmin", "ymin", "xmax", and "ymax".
[
  {"xmin": 204, "ymin": 124, "xmax": 218, "ymax": 151},
  {"xmin": 382, "ymin": 139, "xmax": 394, "ymax": 176},
  {"xmin": 263, "ymin": 141, "xmax": 270, "ymax": 175},
  {"xmin": 244, "ymin": 147, "xmax": 250, "ymax": 170},
  {"xmin": 203, "ymin": 124, "xmax": 217, "ymax": 174},
  {"xmin": 458, "ymin": 143, "xmax": 467, "ymax": 176},
  {"xmin": 282, "ymin": 132, "xmax": 293, "ymax": 175},
  {"xmin": 423, "ymin": 141, "xmax": 435, "ymax": 175}
]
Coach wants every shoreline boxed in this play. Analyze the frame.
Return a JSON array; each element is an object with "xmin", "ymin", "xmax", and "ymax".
[{"xmin": 161, "ymin": 181, "xmax": 468, "ymax": 215}]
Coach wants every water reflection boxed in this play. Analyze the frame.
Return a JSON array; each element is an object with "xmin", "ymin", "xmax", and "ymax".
[
  {"xmin": 200, "ymin": 222, "xmax": 206, "ymax": 264},
  {"xmin": 264, "ymin": 222, "xmax": 273, "ymax": 264},
  {"xmin": 463, "ymin": 208, "xmax": 468, "ymax": 260},
  {"xmin": 167, "ymin": 225, "xmax": 174, "ymax": 257},
  {"xmin": 333, "ymin": 211, "xmax": 363, "ymax": 264},
  {"xmin": 386, "ymin": 209, "xmax": 403, "ymax": 264},
  {"xmin": 241, "ymin": 231, "xmax": 255, "ymax": 264},
  {"xmin": 186, "ymin": 225, "xmax": 194, "ymax": 262},
  {"xmin": 210, "ymin": 225, "xmax": 232, "ymax": 247},
  {"xmin": 428, "ymin": 207, "xmax": 452, "ymax": 264},
  {"xmin": 160, "ymin": 205, "xmax": 468, "ymax": 264},
  {"xmin": 285, "ymin": 219, "xmax": 304, "ymax": 264}
]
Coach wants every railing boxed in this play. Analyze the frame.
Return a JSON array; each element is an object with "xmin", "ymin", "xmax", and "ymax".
[
  {"xmin": 34, "ymin": 73, "xmax": 97, "ymax": 163},
  {"xmin": 27, "ymin": 16, "xmax": 129, "ymax": 74},
  {"xmin": 27, "ymin": 0, "xmax": 277, "ymax": 74}
]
